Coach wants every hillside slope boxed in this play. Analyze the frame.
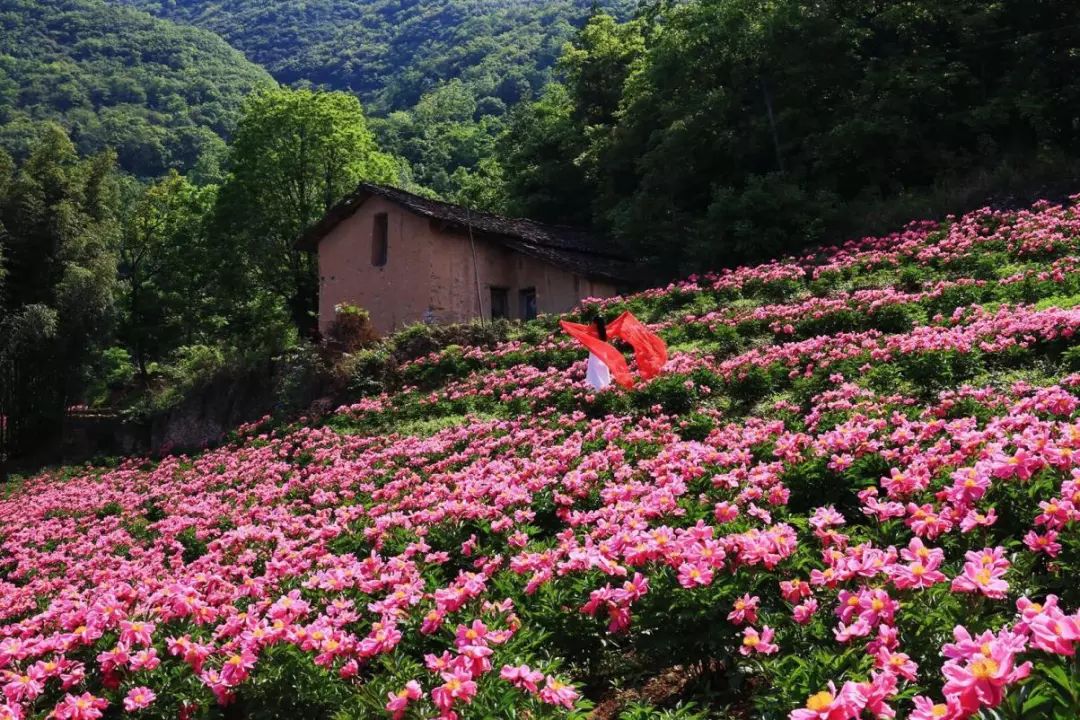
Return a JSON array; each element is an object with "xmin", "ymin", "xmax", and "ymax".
[
  {"xmin": 114, "ymin": 0, "xmax": 636, "ymax": 114},
  {"xmin": 2, "ymin": 199, "xmax": 1080, "ymax": 718},
  {"xmin": 0, "ymin": 0, "xmax": 274, "ymax": 176}
]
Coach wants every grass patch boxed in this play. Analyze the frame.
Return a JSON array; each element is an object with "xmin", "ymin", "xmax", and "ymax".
[
  {"xmin": 332, "ymin": 412, "xmax": 499, "ymax": 438},
  {"xmin": 1034, "ymin": 293, "xmax": 1080, "ymax": 310},
  {"xmin": 0, "ymin": 474, "xmax": 28, "ymax": 500},
  {"xmin": 665, "ymin": 340, "xmax": 715, "ymax": 356}
]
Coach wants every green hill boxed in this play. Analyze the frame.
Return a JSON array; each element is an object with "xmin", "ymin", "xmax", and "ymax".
[
  {"xmin": 114, "ymin": 0, "xmax": 636, "ymax": 114},
  {"xmin": 0, "ymin": 0, "xmax": 274, "ymax": 176}
]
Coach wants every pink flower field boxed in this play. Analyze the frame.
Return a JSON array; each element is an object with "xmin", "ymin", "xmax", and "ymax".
[{"xmin": 3, "ymin": 198, "xmax": 1080, "ymax": 719}]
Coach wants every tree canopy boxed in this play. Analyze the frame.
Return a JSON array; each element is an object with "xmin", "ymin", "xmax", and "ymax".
[
  {"xmin": 117, "ymin": 0, "xmax": 636, "ymax": 115},
  {"xmin": 0, "ymin": 0, "xmax": 274, "ymax": 177},
  {"xmin": 500, "ymin": 0, "xmax": 1080, "ymax": 275},
  {"xmin": 0, "ymin": 125, "xmax": 120, "ymax": 456},
  {"xmin": 213, "ymin": 88, "xmax": 402, "ymax": 333}
]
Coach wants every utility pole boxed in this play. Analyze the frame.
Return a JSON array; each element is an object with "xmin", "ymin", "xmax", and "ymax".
[{"xmin": 466, "ymin": 208, "xmax": 485, "ymax": 326}]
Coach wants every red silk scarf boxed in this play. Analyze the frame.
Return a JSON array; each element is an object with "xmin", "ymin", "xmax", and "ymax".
[{"xmin": 559, "ymin": 311, "xmax": 668, "ymax": 387}]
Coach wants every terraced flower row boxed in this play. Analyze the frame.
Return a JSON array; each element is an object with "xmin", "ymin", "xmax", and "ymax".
[{"xmin": 2, "ymin": 197, "xmax": 1080, "ymax": 719}]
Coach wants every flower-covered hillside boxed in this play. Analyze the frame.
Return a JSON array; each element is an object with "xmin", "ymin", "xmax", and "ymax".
[{"xmin": 3, "ymin": 198, "xmax": 1080, "ymax": 719}]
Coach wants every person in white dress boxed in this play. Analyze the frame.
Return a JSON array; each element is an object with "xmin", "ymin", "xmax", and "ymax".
[{"xmin": 585, "ymin": 316, "xmax": 613, "ymax": 390}]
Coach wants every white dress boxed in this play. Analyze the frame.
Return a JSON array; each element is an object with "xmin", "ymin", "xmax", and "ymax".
[{"xmin": 586, "ymin": 352, "xmax": 612, "ymax": 390}]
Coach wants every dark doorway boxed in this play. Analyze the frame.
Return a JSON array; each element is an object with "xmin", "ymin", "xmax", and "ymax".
[
  {"xmin": 519, "ymin": 287, "xmax": 537, "ymax": 320},
  {"xmin": 490, "ymin": 287, "xmax": 509, "ymax": 319}
]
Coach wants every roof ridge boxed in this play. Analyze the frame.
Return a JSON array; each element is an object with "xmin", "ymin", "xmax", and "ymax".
[
  {"xmin": 297, "ymin": 182, "xmax": 633, "ymax": 283},
  {"xmin": 356, "ymin": 182, "xmax": 606, "ymax": 239}
]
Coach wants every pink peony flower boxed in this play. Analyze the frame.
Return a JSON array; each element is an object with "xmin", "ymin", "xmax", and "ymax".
[
  {"xmin": 789, "ymin": 681, "xmax": 865, "ymax": 719},
  {"xmin": 740, "ymin": 626, "xmax": 779, "ymax": 656},
  {"xmin": 122, "ymin": 687, "xmax": 156, "ymax": 712},
  {"xmin": 538, "ymin": 675, "xmax": 579, "ymax": 709},
  {"xmin": 52, "ymin": 693, "xmax": 108, "ymax": 720},
  {"xmin": 500, "ymin": 664, "xmax": 545, "ymax": 693},
  {"xmin": 385, "ymin": 680, "xmax": 423, "ymax": 720},
  {"xmin": 727, "ymin": 594, "xmax": 760, "ymax": 625},
  {"xmin": 431, "ymin": 669, "xmax": 477, "ymax": 713}
]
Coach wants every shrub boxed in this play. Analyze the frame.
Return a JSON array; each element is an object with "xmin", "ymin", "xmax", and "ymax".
[
  {"xmin": 678, "ymin": 412, "xmax": 715, "ymax": 442},
  {"xmin": 744, "ymin": 277, "xmax": 804, "ymax": 303},
  {"xmin": 580, "ymin": 387, "xmax": 632, "ymax": 418},
  {"xmin": 1064, "ymin": 345, "xmax": 1080, "ymax": 372},
  {"xmin": 325, "ymin": 303, "xmax": 379, "ymax": 352},
  {"xmin": 84, "ymin": 346, "xmax": 136, "ymax": 406},
  {"xmin": 792, "ymin": 309, "xmax": 861, "ymax": 339},
  {"xmin": 868, "ymin": 302, "xmax": 923, "ymax": 333},
  {"xmin": 144, "ymin": 344, "xmax": 227, "ymax": 412},
  {"xmin": 808, "ymin": 270, "xmax": 843, "ymax": 297},
  {"xmin": 400, "ymin": 345, "xmax": 482, "ymax": 390},
  {"xmin": 633, "ymin": 374, "xmax": 699, "ymax": 415},
  {"xmin": 898, "ymin": 349, "xmax": 980, "ymax": 395},
  {"xmin": 945, "ymin": 250, "xmax": 1007, "ymax": 280},
  {"xmin": 783, "ymin": 457, "xmax": 858, "ymax": 515},
  {"xmin": 723, "ymin": 366, "xmax": 773, "ymax": 408},
  {"xmin": 273, "ymin": 345, "xmax": 337, "ymax": 417},
  {"xmin": 340, "ymin": 346, "xmax": 397, "ymax": 397},
  {"xmin": 390, "ymin": 320, "xmax": 513, "ymax": 364},
  {"xmin": 709, "ymin": 324, "xmax": 741, "ymax": 358},
  {"xmin": 897, "ymin": 265, "xmax": 926, "ymax": 292},
  {"xmin": 924, "ymin": 284, "xmax": 987, "ymax": 317},
  {"xmin": 389, "ymin": 322, "xmax": 442, "ymax": 362},
  {"xmin": 177, "ymin": 527, "xmax": 207, "ymax": 564}
]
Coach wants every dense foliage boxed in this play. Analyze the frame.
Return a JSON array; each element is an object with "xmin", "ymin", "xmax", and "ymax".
[
  {"xmin": 116, "ymin": 0, "xmax": 635, "ymax": 115},
  {"xmin": 1, "ymin": 88, "xmax": 402, "ymax": 467},
  {"xmin": 11, "ymin": 0, "xmax": 1080, "ymax": 258},
  {"xmin": 108, "ymin": 0, "xmax": 633, "ymax": 204},
  {"xmin": 211, "ymin": 88, "xmax": 402, "ymax": 332},
  {"xmin": 0, "ymin": 0, "xmax": 273, "ymax": 177},
  {"xmin": 3, "ymin": 197, "xmax": 1080, "ymax": 718},
  {"xmin": 501, "ymin": 0, "xmax": 1080, "ymax": 275},
  {"xmin": 0, "ymin": 128, "xmax": 119, "ymax": 459}
]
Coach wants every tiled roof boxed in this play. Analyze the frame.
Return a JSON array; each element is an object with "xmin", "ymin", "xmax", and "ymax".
[{"xmin": 296, "ymin": 183, "xmax": 634, "ymax": 283}]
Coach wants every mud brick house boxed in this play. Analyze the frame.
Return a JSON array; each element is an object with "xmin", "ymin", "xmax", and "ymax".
[{"xmin": 297, "ymin": 183, "xmax": 633, "ymax": 336}]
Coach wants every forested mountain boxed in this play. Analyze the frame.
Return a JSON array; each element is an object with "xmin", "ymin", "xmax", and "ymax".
[
  {"xmin": 0, "ymin": 0, "xmax": 274, "ymax": 176},
  {"xmin": 116, "ymin": 0, "xmax": 636, "ymax": 114}
]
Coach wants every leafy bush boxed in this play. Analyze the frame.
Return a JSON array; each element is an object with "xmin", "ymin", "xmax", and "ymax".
[
  {"xmin": 723, "ymin": 366, "xmax": 774, "ymax": 409},
  {"xmin": 390, "ymin": 320, "xmax": 513, "ymax": 364},
  {"xmin": 400, "ymin": 344, "xmax": 483, "ymax": 390},
  {"xmin": 897, "ymin": 349, "xmax": 980, "ymax": 395},
  {"xmin": 868, "ymin": 302, "xmax": 923, "ymax": 333},
  {"xmin": 325, "ymin": 304, "xmax": 380, "ymax": 352},
  {"xmin": 1063, "ymin": 345, "xmax": 1080, "ymax": 372},
  {"xmin": 341, "ymin": 347, "xmax": 397, "ymax": 397},
  {"xmin": 85, "ymin": 346, "xmax": 136, "ymax": 406},
  {"xmin": 273, "ymin": 345, "xmax": 337, "ymax": 417}
]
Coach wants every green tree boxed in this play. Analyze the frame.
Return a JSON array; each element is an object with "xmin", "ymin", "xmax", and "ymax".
[
  {"xmin": 119, "ymin": 0, "xmax": 637, "ymax": 115},
  {"xmin": 449, "ymin": 155, "xmax": 508, "ymax": 213},
  {"xmin": 499, "ymin": 83, "xmax": 592, "ymax": 225},
  {"xmin": 0, "ymin": 123, "xmax": 119, "ymax": 459},
  {"xmin": 213, "ymin": 88, "xmax": 400, "ymax": 333},
  {"xmin": 375, "ymin": 80, "xmax": 508, "ymax": 203},
  {"xmin": 0, "ymin": 149, "xmax": 10, "ymax": 299},
  {"xmin": 506, "ymin": 0, "xmax": 1080, "ymax": 277},
  {"xmin": 0, "ymin": 0, "xmax": 274, "ymax": 177},
  {"xmin": 558, "ymin": 11, "xmax": 645, "ymax": 129},
  {"xmin": 499, "ymin": 12, "xmax": 644, "ymax": 226},
  {"xmin": 118, "ymin": 171, "xmax": 218, "ymax": 381}
]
